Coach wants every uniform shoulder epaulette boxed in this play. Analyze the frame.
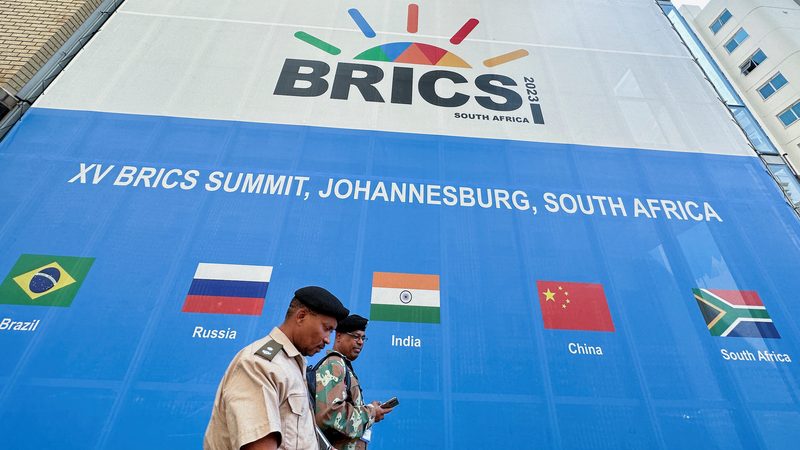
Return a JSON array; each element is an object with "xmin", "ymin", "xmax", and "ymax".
[{"xmin": 255, "ymin": 340, "xmax": 283, "ymax": 361}]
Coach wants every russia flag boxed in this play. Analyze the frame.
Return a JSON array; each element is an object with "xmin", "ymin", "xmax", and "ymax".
[{"xmin": 181, "ymin": 263, "xmax": 272, "ymax": 315}]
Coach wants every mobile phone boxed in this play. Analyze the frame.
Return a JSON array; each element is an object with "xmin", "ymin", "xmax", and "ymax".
[{"xmin": 380, "ymin": 397, "xmax": 399, "ymax": 409}]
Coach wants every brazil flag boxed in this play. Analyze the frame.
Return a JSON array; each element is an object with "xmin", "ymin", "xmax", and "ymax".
[{"xmin": 0, "ymin": 254, "xmax": 94, "ymax": 307}]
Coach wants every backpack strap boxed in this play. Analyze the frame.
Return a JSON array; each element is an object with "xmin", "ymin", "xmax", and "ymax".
[
  {"xmin": 342, "ymin": 360, "xmax": 353, "ymax": 397},
  {"xmin": 329, "ymin": 352, "xmax": 353, "ymax": 400},
  {"xmin": 307, "ymin": 352, "xmax": 354, "ymax": 409}
]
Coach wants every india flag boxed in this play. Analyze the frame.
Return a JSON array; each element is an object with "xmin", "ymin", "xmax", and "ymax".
[{"xmin": 370, "ymin": 272, "xmax": 440, "ymax": 324}]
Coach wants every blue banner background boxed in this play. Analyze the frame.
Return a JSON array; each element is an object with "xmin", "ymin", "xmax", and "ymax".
[{"xmin": 1, "ymin": 108, "xmax": 799, "ymax": 449}]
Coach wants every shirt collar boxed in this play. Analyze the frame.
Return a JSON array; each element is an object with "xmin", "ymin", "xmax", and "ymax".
[{"xmin": 270, "ymin": 327, "xmax": 302, "ymax": 359}]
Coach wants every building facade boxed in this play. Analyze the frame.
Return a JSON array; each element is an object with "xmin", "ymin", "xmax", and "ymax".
[
  {"xmin": 0, "ymin": 0, "xmax": 104, "ymax": 95},
  {"xmin": 1, "ymin": 1, "xmax": 799, "ymax": 449},
  {"xmin": 0, "ymin": 0, "xmax": 122, "ymax": 133},
  {"xmin": 681, "ymin": 0, "xmax": 800, "ymax": 176}
]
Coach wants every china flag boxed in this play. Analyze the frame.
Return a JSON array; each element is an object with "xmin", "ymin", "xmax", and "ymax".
[{"xmin": 536, "ymin": 280, "xmax": 615, "ymax": 332}]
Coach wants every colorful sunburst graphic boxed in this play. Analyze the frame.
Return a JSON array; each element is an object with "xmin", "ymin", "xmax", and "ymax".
[{"xmin": 294, "ymin": 4, "xmax": 529, "ymax": 69}]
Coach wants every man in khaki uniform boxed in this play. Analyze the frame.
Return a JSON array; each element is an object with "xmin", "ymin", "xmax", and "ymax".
[{"xmin": 204, "ymin": 286, "xmax": 349, "ymax": 450}]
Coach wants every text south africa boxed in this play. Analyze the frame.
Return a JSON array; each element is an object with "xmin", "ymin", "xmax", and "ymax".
[{"xmin": 70, "ymin": 164, "xmax": 723, "ymax": 221}]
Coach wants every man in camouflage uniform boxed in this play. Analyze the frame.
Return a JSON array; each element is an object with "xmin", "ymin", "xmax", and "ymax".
[{"xmin": 313, "ymin": 315, "xmax": 393, "ymax": 450}]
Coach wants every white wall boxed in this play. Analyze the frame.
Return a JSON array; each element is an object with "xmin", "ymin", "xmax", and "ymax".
[{"xmin": 36, "ymin": 0, "xmax": 753, "ymax": 156}]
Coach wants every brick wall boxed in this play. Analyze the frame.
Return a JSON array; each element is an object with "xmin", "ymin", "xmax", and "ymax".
[{"xmin": 0, "ymin": 0, "xmax": 104, "ymax": 94}]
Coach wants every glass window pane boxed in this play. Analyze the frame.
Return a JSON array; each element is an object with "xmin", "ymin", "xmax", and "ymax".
[
  {"xmin": 779, "ymin": 110, "xmax": 798, "ymax": 126},
  {"xmin": 711, "ymin": 9, "xmax": 732, "ymax": 34},
  {"xmin": 759, "ymin": 84, "xmax": 776, "ymax": 99},
  {"xmin": 725, "ymin": 29, "xmax": 748, "ymax": 53},
  {"xmin": 742, "ymin": 50, "xmax": 767, "ymax": 75},
  {"xmin": 773, "ymin": 73, "xmax": 788, "ymax": 90},
  {"xmin": 730, "ymin": 106, "xmax": 779, "ymax": 154},
  {"xmin": 768, "ymin": 163, "xmax": 800, "ymax": 207}
]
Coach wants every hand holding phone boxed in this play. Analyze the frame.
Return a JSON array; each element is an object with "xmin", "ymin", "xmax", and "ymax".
[{"xmin": 380, "ymin": 397, "xmax": 399, "ymax": 409}]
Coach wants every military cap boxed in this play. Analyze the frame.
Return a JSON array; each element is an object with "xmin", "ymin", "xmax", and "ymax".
[
  {"xmin": 294, "ymin": 286, "xmax": 349, "ymax": 321},
  {"xmin": 336, "ymin": 314, "xmax": 368, "ymax": 333}
]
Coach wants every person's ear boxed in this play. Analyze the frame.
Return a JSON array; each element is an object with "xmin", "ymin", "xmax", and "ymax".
[{"xmin": 296, "ymin": 306, "xmax": 308, "ymax": 324}]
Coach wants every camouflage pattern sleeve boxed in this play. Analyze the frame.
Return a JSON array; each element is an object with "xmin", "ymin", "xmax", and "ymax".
[{"xmin": 314, "ymin": 356, "xmax": 372, "ymax": 440}]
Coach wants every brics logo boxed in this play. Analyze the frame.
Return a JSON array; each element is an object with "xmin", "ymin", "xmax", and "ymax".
[
  {"xmin": 275, "ymin": 4, "xmax": 544, "ymax": 124},
  {"xmin": 293, "ymin": 6, "xmax": 528, "ymax": 68},
  {"xmin": 0, "ymin": 254, "xmax": 94, "ymax": 307}
]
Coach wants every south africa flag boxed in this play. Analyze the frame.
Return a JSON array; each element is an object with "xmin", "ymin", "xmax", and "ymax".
[{"xmin": 693, "ymin": 288, "xmax": 780, "ymax": 339}]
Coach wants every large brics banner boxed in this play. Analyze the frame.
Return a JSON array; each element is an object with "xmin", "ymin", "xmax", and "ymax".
[{"xmin": 1, "ymin": 0, "xmax": 799, "ymax": 448}]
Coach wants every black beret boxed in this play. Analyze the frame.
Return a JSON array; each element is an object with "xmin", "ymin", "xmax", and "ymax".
[
  {"xmin": 294, "ymin": 286, "xmax": 349, "ymax": 321},
  {"xmin": 336, "ymin": 314, "xmax": 368, "ymax": 333}
]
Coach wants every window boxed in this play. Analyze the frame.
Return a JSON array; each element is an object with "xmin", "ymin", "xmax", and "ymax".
[
  {"xmin": 710, "ymin": 9, "xmax": 732, "ymax": 34},
  {"xmin": 740, "ymin": 49, "xmax": 767, "ymax": 76},
  {"xmin": 724, "ymin": 28, "xmax": 749, "ymax": 53},
  {"xmin": 765, "ymin": 157, "xmax": 800, "ymax": 208},
  {"xmin": 778, "ymin": 100, "xmax": 800, "ymax": 127},
  {"xmin": 758, "ymin": 73, "xmax": 789, "ymax": 99},
  {"xmin": 730, "ymin": 106, "xmax": 779, "ymax": 154}
]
